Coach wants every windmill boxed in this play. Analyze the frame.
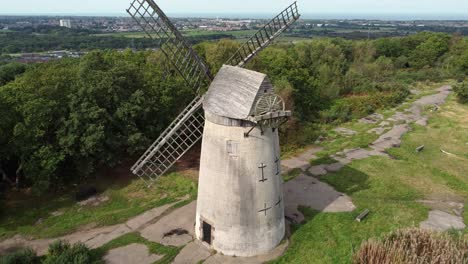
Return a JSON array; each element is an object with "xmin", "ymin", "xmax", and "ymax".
[{"xmin": 127, "ymin": 0, "xmax": 300, "ymax": 257}]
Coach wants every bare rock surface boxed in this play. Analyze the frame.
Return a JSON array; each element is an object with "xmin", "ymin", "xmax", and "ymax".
[
  {"xmin": 140, "ymin": 201, "xmax": 196, "ymax": 247},
  {"xmin": 0, "ymin": 201, "xmax": 180, "ymax": 255},
  {"xmin": 308, "ymin": 165, "xmax": 327, "ymax": 176},
  {"xmin": 204, "ymin": 240, "xmax": 288, "ymax": 264},
  {"xmin": 126, "ymin": 202, "xmax": 176, "ymax": 230},
  {"xmin": 173, "ymin": 241, "xmax": 212, "ymax": 264},
  {"xmin": 334, "ymin": 127, "xmax": 357, "ymax": 136},
  {"xmin": 282, "ymin": 146, "xmax": 322, "ymax": 172},
  {"xmin": 418, "ymin": 200, "xmax": 464, "ymax": 216},
  {"xmin": 420, "ymin": 210, "xmax": 466, "ymax": 232},
  {"xmin": 85, "ymin": 225, "xmax": 133, "ymax": 249},
  {"xmin": 78, "ymin": 195, "xmax": 110, "ymax": 207},
  {"xmin": 370, "ymin": 124, "xmax": 409, "ymax": 152},
  {"xmin": 359, "ymin": 113, "xmax": 383, "ymax": 124},
  {"xmin": 103, "ymin": 243, "xmax": 162, "ymax": 264},
  {"xmin": 284, "ymin": 175, "xmax": 356, "ymax": 223}
]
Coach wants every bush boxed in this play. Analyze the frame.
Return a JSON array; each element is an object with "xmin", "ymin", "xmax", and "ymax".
[
  {"xmin": 320, "ymin": 90, "xmax": 408, "ymax": 124},
  {"xmin": 354, "ymin": 228, "xmax": 468, "ymax": 264},
  {"xmin": 43, "ymin": 240, "xmax": 92, "ymax": 264},
  {"xmin": 0, "ymin": 248, "xmax": 39, "ymax": 264},
  {"xmin": 454, "ymin": 81, "xmax": 468, "ymax": 104}
]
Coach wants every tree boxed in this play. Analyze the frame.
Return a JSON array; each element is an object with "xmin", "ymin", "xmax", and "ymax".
[{"xmin": 0, "ymin": 62, "xmax": 27, "ymax": 86}]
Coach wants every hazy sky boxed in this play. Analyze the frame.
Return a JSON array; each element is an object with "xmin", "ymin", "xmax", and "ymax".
[{"xmin": 1, "ymin": 0, "xmax": 468, "ymax": 15}]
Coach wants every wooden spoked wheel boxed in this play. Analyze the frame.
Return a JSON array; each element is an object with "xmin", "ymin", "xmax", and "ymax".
[{"xmin": 254, "ymin": 93, "xmax": 285, "ymax": 116}]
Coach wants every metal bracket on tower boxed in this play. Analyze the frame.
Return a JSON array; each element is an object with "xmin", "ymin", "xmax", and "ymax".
[{"xmin": 244, "ymin": 124, "xmax": 256, "ymax": 138}]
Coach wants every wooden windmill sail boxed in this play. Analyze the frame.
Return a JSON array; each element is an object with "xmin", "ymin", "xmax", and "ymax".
[{"xmin": 127, "ymin": 0, "xmax": 300, "ymax": 183}]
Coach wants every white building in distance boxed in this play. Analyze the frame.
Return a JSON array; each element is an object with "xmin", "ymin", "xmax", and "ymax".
[{"xmin": 59, "ymin": 19, "xmax": 72, "ymax": 28}]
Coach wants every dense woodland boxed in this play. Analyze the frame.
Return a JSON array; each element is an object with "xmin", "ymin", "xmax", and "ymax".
[
  {"xmin": 0, "ymin": 32, "xmax": 467, "ymax": 195},
  {"xmin": 0, "ymin": 26, "xmax": 233, "ymax": 54}
]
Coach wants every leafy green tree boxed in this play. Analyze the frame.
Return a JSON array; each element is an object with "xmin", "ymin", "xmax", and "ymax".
[
  {"xmin": 409, "ymin": 33, "xmax": 450, "ymax": 69},
  {"xmin": 0, "ymin": 62, "xmax": 27, "ymax": 86}
]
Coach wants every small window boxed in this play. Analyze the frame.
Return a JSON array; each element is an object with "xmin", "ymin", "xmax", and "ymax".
[{"xmin": 226, "ymin": 140, "xmax": 239, "ymax": 156}]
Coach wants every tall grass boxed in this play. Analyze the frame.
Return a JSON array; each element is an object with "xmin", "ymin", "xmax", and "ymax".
[{"xmin": 354, "ymin": 228, "xmax": 468, "ymax": 264}]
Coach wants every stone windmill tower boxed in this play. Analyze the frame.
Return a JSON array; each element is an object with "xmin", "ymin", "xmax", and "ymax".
[{"xmin": 127, "ymin": 0, "xmax": 300, "ymax": 257}]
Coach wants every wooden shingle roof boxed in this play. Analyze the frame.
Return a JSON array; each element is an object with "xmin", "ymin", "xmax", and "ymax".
[{"xmin": 203, "ymin": 65, "xmax": 273, "ymax": 120}]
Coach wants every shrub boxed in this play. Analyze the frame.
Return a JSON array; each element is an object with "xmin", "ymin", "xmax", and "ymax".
[
  {"xmin": 0, "ymin": 248, "xmax": 39, "ymax": 264},
  {"xmin": 353, "ymin": 228, "xmax": 468, "ymax": 264},
  {"xmin": 454, "ymin": 81, "xmax": 468, "ymax": 104},
  {"xmin": 43, "ymin": 240, "xmax": 92, "ymax": 264}
]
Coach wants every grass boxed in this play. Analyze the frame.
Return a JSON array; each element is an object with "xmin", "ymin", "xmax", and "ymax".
[
  {"xmin": 91, "ymin": 232, "xmax": 181, "ymax": 264},
  {"xmin": 272, "ymin": 92, "xmax": 468, "ymax": 263},
  {"xmin": 314, "ymin": 121, "xmax": 381, "ymax": 159},
  {"xmin": 0, "ymin": 172, "xmax": 197, "ymax": 240},
  {"xmin": 310, "ymin": 156, "xmax": 338, "ymax": 166},
  {"xmin": 283, "ymin": 168, "xmax": 302, "ymax": 182}
]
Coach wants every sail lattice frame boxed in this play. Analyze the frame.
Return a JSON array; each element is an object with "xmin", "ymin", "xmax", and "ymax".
[
  {"xmin": 228, "ymin": 1, "xmax": 300, "ymax": 67},
  {"xmin": 127, "ymin": 0, "xmax": 212, "ymax": 91},
  {"xmin": 131, "ymin": 96, "xmax": 204, "ymax": 183}
]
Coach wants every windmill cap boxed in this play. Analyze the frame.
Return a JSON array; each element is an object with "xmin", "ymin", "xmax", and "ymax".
[{"xmin": 203, "ymin": 65, "xmax": 274, "ymax": 121}]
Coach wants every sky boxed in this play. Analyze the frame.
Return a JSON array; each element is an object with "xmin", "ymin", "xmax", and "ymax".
[{"xmin": 1, "ymin": 0, "xmax": 468, "ymax": 18}]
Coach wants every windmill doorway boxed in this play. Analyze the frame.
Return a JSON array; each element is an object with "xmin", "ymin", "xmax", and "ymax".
[{"xmin": 202, "ymin": 221, "xmax": 212, "ymax": 245}]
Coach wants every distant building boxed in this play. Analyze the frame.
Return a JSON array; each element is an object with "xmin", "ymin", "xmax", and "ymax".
[{"xmin": 59, "ymin": 19, "xmax": 72, "ymax": 28}]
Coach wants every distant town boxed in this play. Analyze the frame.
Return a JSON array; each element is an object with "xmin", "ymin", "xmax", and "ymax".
[
  {"xmin": 0, "ymin": 16, "xmax": 467, "ymax": 63},
  {"xmin": 1, "ymin": 16, "xmax": 467, "ymax": 33}
]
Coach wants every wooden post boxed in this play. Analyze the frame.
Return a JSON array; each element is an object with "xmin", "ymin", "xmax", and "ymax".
[
  {"xmin": 356, "ymin": 209, "xmax": 370, "ymax": 222},
  {"xmin": 416, "ymin": 145, "xmax": 425, "ymax": 152}
]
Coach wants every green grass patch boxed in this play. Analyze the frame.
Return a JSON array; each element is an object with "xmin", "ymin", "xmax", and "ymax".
[
  {"xmin": 274, "ymin": 158, "xmax": 427, "ymax": 263},
  {"xmin": 91, "ymin": 232, "xmax": 181, "ymax": 264},
  {"xmin": 282, "ymin": 168, "xmax": 302, "ymax": 182},
  {"xmin": 310, "ymin": 156, "xmax": 337, "ymax": 166},
  {"xmin": 315, "ymin": 122, "xmax": 380, "ymax": 158},
  {"xmin": 274, "ymin": 93, "xmax": 468, "ymax": 263},
  {"xmin": 0, "ymin": 172, "xmax": 197, "ymax": 240}
]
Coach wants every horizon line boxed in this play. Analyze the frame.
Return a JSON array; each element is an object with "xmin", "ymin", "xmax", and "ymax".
[{"xmin": 0, "ymin": 12, "xmax": 467, "ymax": 21}]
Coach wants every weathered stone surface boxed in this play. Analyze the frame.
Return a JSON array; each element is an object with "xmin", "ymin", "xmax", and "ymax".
[
  {"xmin": 415, "ymin": 117, "xmax": 428, "ymax": 126},
  {"xmin": 103, "ymin": 243, "xmax": 162, "ymax": 264},
  {"xmin": 204, "ymin": 240, "xmax": 288, "ymax": 264},
  {"xmin": 173, "ymin": 242, "xmax": 212, "ymax": 264},
  {"xmin": 284, "ymin": 175, "xmax": 356, "ymax": 223},
  {"xmin": 334, "ymin": 127, "xmax": 357, "ymax": 136},
  {"xmin": 342, "ymin": 148, "xmax": 388, "ymax": 161},
  {"xmin": 282, "ymin": 146, "xmax": 323, "ymax": 172},
  {"xmin": 359, "ymin": 113, "xmax": 383, "ymax": 124},
  {"xmin": 324, "ymin": 162, "xmax": 344, "ymax": 172},
  {"xmin": 140, "ymin": 201, "xmax": 196, "ymax": 247},
  {"xmin": 86, "ymin": 225, "xmax": 132, "ymax": 249},
  {"xmin": 0, "ymin": 235, "xmax": 53, "ymax": 256},
  {"xmin": 379, "ymin": 121, "xmax": 391, "ymax": 127},
  {"xmin": 368, "ymin": 127, "xmax": 387, "ymax": 135},
  {"xmin": 370, "ymin": 124, "xmax": 409, "ymax": 152},
  {"xmin": 418, "ymin": 200, "xmax": 464, "ymax": 217},
  {"xmin": 308, "ymin": 165, "xmax": 327, "ymax": 176},
  {"xmin": 126, "ymin": 202, "xmax": 176, "ymax": 230},
  {"xmin": 0, "ymin": 202, "xmax": 178, "ymax": 256},
  {"xmin": 420, "ymin": 210, "xmax": 465, "ymax": 232},
  {"xmin": 78, "ymin": 195, "xmax": 110, "ymax": 207}
]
